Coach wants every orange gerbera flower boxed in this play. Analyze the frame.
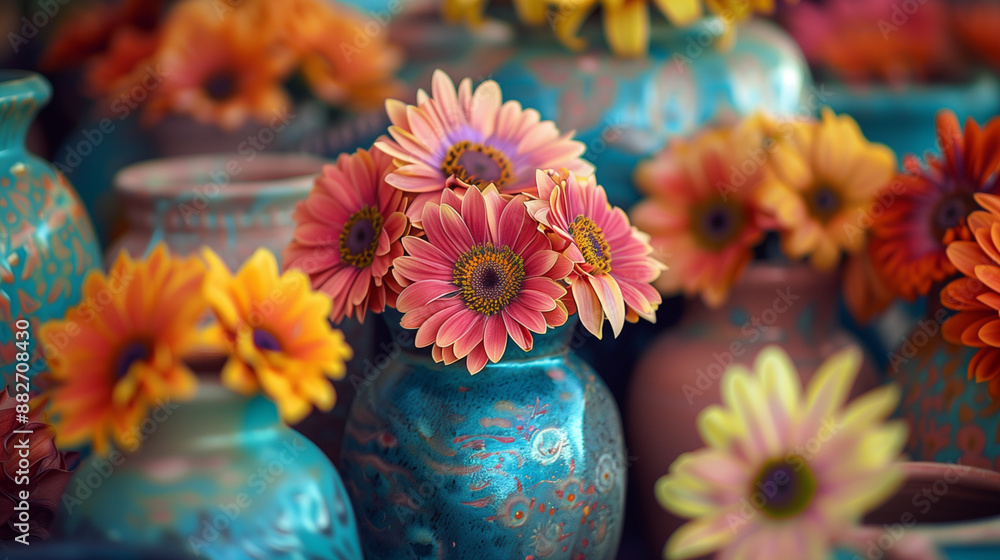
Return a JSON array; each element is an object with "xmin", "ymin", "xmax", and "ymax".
[
  {"xmin": 631, "ymin": 122, "xmax": 771, "ymax": 308},
  {"xmin": 202, "ymin": 248, "xmax": 353, "ymax": 423},
  {"xmin": 146, "ymin": 0, "xmax": 295, "ymax": 130},
  {"xmin": 871, "ymin": 111, "xmax": 1000, "ymax": 300},
  {"xmin": 40, "ymin": 0, "xmax": 164, "ymax": 72},
  {"xmin": 757, "ymin": 108, "xmax": 896, "ymax": 270},
  {"xmin": 941, "ymin": 193, "xmax": 1000, "ymax": 399},
  {"xmin": 261, "ymin": 0, "xmax": 402, "ymax": 111},
  {"xmin": 40, "ymin": 244, "xmax": 206, "ymax": 455}
]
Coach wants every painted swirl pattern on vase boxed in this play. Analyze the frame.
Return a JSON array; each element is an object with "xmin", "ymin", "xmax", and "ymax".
[{"xmin": 341, "ymin": 322, "xmax": 626, "ymax": 560}]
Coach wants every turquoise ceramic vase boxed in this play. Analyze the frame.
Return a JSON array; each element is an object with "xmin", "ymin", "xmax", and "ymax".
[
  {"xmin": 58, "ymin": 364, "xmax": 362, "ymax": 559},
  {"xmin": 889, "ymin": 306, "xmax": 1000, "ymax": 472},
  {"xmin": 0, "ymin": 71, "xmax": 101, "ymax": 382},
  {"xmin": 486, "ymin": 17, "xmax": 811, "ymax": 209},
  {"xmin": 340, "ymin": 315, "xmax": 626, "ymax": 560}
]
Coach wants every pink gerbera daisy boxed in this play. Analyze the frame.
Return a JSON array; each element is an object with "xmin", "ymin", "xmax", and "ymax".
[
  {"xmin": 375, "ymin": 69, "xmax": 594, "ymax": 223},
  {"xmin": 392, "ymin": 185, "xmax": 574, "ymax": 374},
  {"xmin": 528, "ymin": 170, "xmax": 664, "ymax": 339},
  {"xmin": 283, "ymin": 148, "xmax": 408, "ymax": 323}
]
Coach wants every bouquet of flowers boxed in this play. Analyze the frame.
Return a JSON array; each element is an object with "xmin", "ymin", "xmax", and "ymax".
[
  {"xmin": 283, "ymin": 70, "xmax": 665, "ymax": 373},
  {"xmin": 629, "ymin": 108, "xmax": 897, "ymax": 308},
  {"xmin": 41, "ymin": 0, "xmax": 402, "ymax": 130},
  {"xmin": 38, "ymin": 244, "xmax": 352, "ymax": 454}
]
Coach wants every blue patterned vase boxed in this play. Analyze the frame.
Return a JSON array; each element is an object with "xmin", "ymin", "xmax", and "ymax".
[
  {"xmin": 0, "ymin": 71, "xmax": 101, "ymax": 382},
  {"xmin": 58, "ymin": 370, "xmax": 362, "ymax": 559},
  {"xmin": 889, "ymin": 306, "xmax": 1000, "ymax": 472},
  {"xmin": 340, "ymin": 315, "xmax": 626, "ymax": 560}
]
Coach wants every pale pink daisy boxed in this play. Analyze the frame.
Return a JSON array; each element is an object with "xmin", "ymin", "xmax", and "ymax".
[
  {"xmin": 656, "ymin": 346, "xmax": 906, "ymax": 559},
  {"xmin": 375, "ymin": 69, "xmax": 594, "ymax": 223},
  {"xmin": 527, "ymin": 169, "xmax": 664, "ymax": 339},
  {"xmin": 283, "ymin": 148, "xmax": 408, "ymax": 323},
  {"xmin": 392, "ymin": 185, "xmax": 573, "ymax": 374}
]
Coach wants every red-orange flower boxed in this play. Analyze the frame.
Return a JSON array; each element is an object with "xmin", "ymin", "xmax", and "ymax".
[
  {"xmin": 871, "ymin": 111, "xmax": 1000, "ymax": 301},
  {"xmin": 941, "ymin": 193, "xmax": 1000, "ymax": 399},
  {"xmin": 631, "ymin": 124, "xmax": 769, "ymax": 308}
]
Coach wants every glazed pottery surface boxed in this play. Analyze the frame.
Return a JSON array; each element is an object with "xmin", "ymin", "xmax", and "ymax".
[
  {"xmin": 889, "ymin": 308, "xmax": 1000, "ymax": 472},
  {"xmin": 0, "ymin": 71, "xmax": 101, "ymax": 382},
  {"xmin": 340, "ymin": 316, "xmax": 627, "ymax": 560},
  {"xmin": 488, "ymin": 17, "xmax": 810, "ymax": 210},
  {"xmin": 58, "ymin": 374, "xmax": 362, "ymax": 560},
  {"xmin": 826, "ymin": 73, "xmax": 1000, "ymax": 161},
  {"xmin": 629, "ymin": 263, "xmax": 882, "ymax": 558},
  {"xmin": 833, "ymin": 462, "xmax": 1000, "ymax": 559},
  {"xmin": 107, "ymin": 152, "xmax": 326, "ymax": 268}
]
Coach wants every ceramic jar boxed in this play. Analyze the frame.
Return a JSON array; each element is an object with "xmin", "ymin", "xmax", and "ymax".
[
  {"xmin": 340, "ymin": 316, "xmax": 627, "ymax": 560},
  {"xmin": 58, "ymin": 361, "xmax": 362, "ymax": 559},
  {"xmin": 0, "ymin": 71, "xmax": 102, "ymax": 382},
  {"xmin": 629, "ymin": 263, "xmax": 882, "ymax": 557},
  {"xmin": 889, "ymin": 307, "xmax": 1000, "ymax": 472}
]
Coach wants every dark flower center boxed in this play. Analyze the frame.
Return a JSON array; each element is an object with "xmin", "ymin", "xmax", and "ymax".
[
  {"xmin": 252, "ymin": 329, "xmax": 282, "ymax": 352},
  {"xmin": 806, "ymin": 185, "xmax": 843, "ymax": 223},
  {"xmin": 114, "ymin": 340, "xmax": 150, "ymax": 380},
  {"xmin": 441, "ymin": 141, "xmax": 513, "ymax": 190},
  {"xmin": 569, "ymin": 216, "xmax": 612, "ymax": 275},
  {"xmin": 692, "ymin": 199, "xmax": 747, "ymax": 251},
  {"xmin": 751, "ymin": 456, "xmax": 818, "ymax": 520},
  {"xmin": 453, "ymin": 243, "xmax": 525, "ymax": 316},
  {"xmin": 931, "ymin": 192, "xmax": 976, "ymax": 240},
  {"xmin": 340, "ymin": 205, "xmax": 384, "ymax": 268},
  {"xmin": 203, "ymin": 69, "xmax": 238, "ymax": 101}
]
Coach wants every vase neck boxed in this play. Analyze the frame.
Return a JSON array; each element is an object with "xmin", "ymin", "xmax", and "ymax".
[
  {"xmin": 0, "ymin": 72, "xmax": 50, "ymax": 154},
  {"xmin": 682, "ymin": 263, "xmax": 838, "ymax": 335},
  {"xmin": 122, "ymin": 377, "xmax": 280, "ymax": 456}
]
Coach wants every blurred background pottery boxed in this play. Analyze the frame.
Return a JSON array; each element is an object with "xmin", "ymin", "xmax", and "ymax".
[
  {"xmin": 488, "ymin": 16, "xmax": 811, "ymax": 210},
  {"xmin": 340, "ymin": 315, "xmax": 626, "ymax": 560},
  {"xmin": 825, "ymin": 73, "xmax": 1000, "ymax": 164},
  {"xmin": 107, "ymin": 152, "xmax": 371, "ymax": 464},
  {"xmin": 889, "ymin": 306, "xmax": 1000, "ymax": 473},
  {"xmin": 629, "ymin": 263, "xmax": 883, "ymax": 558},
  {"xmin": 0, "ymin": 70, "xmax": 101, "ymax": 382},
  {"xmin": 833, "ymin": 462, "xmax": 1000, "ymax": 559},
  {"xmin": 58, "ymin": 360, "xmax": 363, "ymax": 560}
]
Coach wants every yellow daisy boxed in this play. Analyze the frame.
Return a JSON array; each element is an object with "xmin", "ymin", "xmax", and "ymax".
[
  {"xmin": 202, "ymin": 248, "xmax": 352, "ymax": 424},
  {"xmin": 756, "ymin": 107, "xmax": 897, "ymax": 270},
  {"xmin": 656, "ymin": 346, "xmax": 906, "ymax": 559},
  {"xmin": 40, "ymin": 244, "xmax": 206, "ymax": 455}
]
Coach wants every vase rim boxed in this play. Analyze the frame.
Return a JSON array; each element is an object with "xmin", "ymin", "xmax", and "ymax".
[
  {"xmin": 113, "ymin": 152, "xmax": 328, "ymax": 200},
  {"xmin": 0, "ymin": 70, "xmax": 50, "ymax": 107},
  {"xmin": 860, "ymin": 461, "xmax": 1000, "ymax": 537}
]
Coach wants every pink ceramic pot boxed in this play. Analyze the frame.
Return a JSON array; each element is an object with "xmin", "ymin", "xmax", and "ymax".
[
  {"xmin": 628, "ymin": 263, "xmax": 881, "ymax": 558},
  {"xmin": 108, "ymin": 152, "xmax": 324, "ymax": 268},
  {"xmin": 838, "ymin": 461, "xmax": 1000, "ymax": 559}
]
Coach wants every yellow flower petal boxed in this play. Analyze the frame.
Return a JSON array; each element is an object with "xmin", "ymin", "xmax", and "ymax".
[
  {"xmin": 603, "ymin": 1, "xmax": 650, "ymax": 57},
  {"xmin": 653, "ymin": 0, "xmax": 702, "ymax": 25},
  {"xmin": 665, "ymin": 511, "xmax": 739, "ymax": 560}
]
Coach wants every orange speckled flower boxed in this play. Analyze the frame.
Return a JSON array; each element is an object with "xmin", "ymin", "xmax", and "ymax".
[
  {"xmin": 283, "ymin": 148, "xmax": 409, "ymax": 324},
  {"xmin": 871, "ymin": 111, "xmax": 1000, "ymax": 300},
  {"xmin": 146, "ymin": 0, "xmax": 295, "ymax": 130},
  {"xmin": 631, "ymin": 123, "xmax": 770, "ymax": 308},
  {"xmin": 202, "ymin": 248, "xmax": 353, "ymax": 423},
  {"xmin": 40, "ymin": 244, "xmax": 206, "ymax": 455},
  {"xmin": 757, "ymin": 108, "xmax": 897, "ymax": 270},
  {"xmin": 941, "ymin": 193, "xmax": 1000, "ymax": 399}
]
